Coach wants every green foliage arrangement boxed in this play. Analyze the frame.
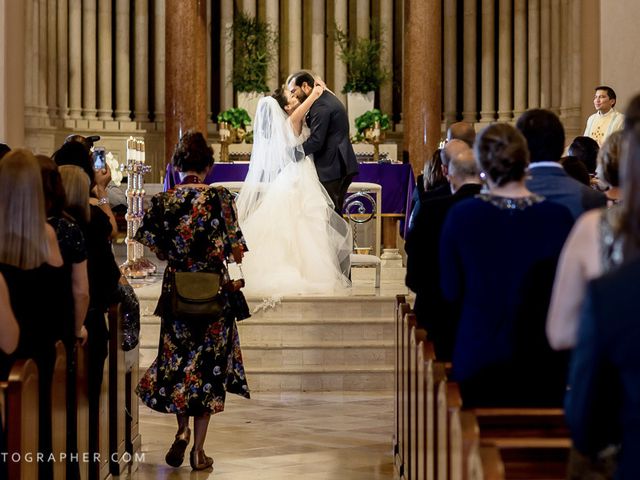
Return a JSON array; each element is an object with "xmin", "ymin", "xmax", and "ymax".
[
  {"xmin": 334, "ymin": 23, "xmax": 388, "ymax": 94},
  {"xmin": 353, "ymin": 109, "xmax": 390, "ymax": 142},
  {"xmin": 217, "ymin": 108, "xmax": 251, "ymax": 129},
  {"xmin": 230, "ymin": 11, "xmax": 277, "ymax": 93}
]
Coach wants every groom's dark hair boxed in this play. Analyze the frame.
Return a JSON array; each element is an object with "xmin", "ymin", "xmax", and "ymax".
[{"xmin": 290, "ymin": 71, "xmax": 315, "ymax": 88}]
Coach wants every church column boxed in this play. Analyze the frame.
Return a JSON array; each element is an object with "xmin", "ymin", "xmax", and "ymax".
[
  {"xmin": 24, "ymin": 0, "xmax": 34, "ymax": 117},
  {"xmin": 333, "ymin": 0, "xmax": 347, "ymax": 104},
  {"xmin": 497, "ymin": 0, "xmax": 512, "ymax": 121},
  {"xmin": 404, "ymin": 0, "xmax": 442, "ymax": 176},
  {"xmin": 379, "ymin": 0, "xmax": 393, "ymax": 117},
  {"xmin": 82, "ymin": 0, "xmax": 97, "ymax": 119},
  {"xmin": 527, "ymin": 0, "xmax": 540, "ymax": 108},
  {"xmin": 265, "ymin": 0, "xmax": 279, "ymax": 91},
  {"xmin": 134, "ymin": 0, "xmax": 149, "ymax": 122},
  {"xmin": 287, "ymin": 0, "xmax": 302, "ymax": 74},
  {"xmin": 569, "ymin": 0, "xmax": 582, "ymax": 130},
  {"xmin": 97, "ymin": 0, "xmax": 112, "ymax": 120},
  {"xmin": 443, "ymin": 0, "xmax": 457, "ymax": 125},
  {"xmin": 356, "ymin": 0, "xmax": 370, "ymax": 39},
  {"xmin": 310, "ymin": 0, "xmax": 325, "ymax": 78},
  {"xmin": 550, "ymin": 0, "xmax": 561, "ymax": 113},
  {"xmin": 165, "ymin": 0, "xmax": 207, "ymax": 159},
  {"xmin": 513, "ymin": 0, "xmax": 526, "ymax": 118},
  {"xmin": 540, "ymin": 0, "xmax": 551, "ymax": 108},
  {"xmin": 57, "ymin": 0, "xmax": 68, "ymax": 118},
  {"xmin": 68, "ymin": 0, "xmax": 82, "ymax": 119},
  {"xmin": 0, "ymin": 0, "xmax": 25, "ymax": 146},
  {"xmin": 559, "ymin": 0, "xmax": 570, "ymax": 120},
  {"xmin": 46, "ymin": 0, "xmax": 57, "ymax": 117},
  {"xmin": 154, "ymin": 0, "xmax": 165, "ymax": 124},
  {"xmin": 114, "ymin": 0, "xmax": 130, "ymax": 121},
  {"xmin": 37, "ymin": 0, "xmax": 47, "ymax": 116},
  {"xmin": 242, "ymin": 0, "xmax": 255, "ymax": 16},
  {"xmin": 462, "ymin": 0, "xmax": 476, "ymax": 123},
  {"xmin": 220, "ymin": 0, "xmax": 233, "ymax": 111},
  {"xmin": 479, "ymin": 0, "xmax": 495, "ymax": 124}
]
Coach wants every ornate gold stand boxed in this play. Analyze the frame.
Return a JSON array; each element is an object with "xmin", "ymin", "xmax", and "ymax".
[
  {"xmin": 120, "ymin": 137, "xmax": 156, "ymax": 278},
  {"xmin": 364, "ymin": 121, "xmax": 385, "ymax": 162}
]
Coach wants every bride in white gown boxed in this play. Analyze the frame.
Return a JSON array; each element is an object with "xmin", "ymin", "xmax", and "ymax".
[{"xmin": 235, "ymin": 82, "xmax": 352, "ymax": 298}]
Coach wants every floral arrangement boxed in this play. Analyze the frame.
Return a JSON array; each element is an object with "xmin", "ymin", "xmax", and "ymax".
[
  {"xmin": 352, "ymin": 109, "xmax": 390, "ymax": 142},
  {"xmin": 217, "ymin": 108, "xmax": 251, "ymax": 129},
  {"xmin": 334, "ymin": 23, "xmax": 388, "ymax": 94}
]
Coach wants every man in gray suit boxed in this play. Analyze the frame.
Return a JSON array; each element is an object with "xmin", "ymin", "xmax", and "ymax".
[
  {"xmin": 516, "ymin": 109, "xmax": 606, "ymax": 220},
  {"xmin": 288, "ymin": 71, "xmax": 359, "ymax": 215}
]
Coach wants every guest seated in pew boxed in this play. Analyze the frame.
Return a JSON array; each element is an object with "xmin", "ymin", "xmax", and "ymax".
[
  {"xmin": 546, "ymin": 128, "xmax": 628, "ymax": 352},
  {"xmin": 516, "ymin": 109, "xmax": 607, "ymax": 220},
  {"xmin": 407, "ymin": 148, "xmax": 446, "ymax": 231},
  {"xmin": 440, "ymin": 123, "xmax": 573, "ymax": 407},
  {"xmin": 37, "ymin": 155, "xmax": 89, "ymax": 346},
  {"xmin": 560, "ymin": 155, "xmax": 592, "ymax": 186},
  {"xmin": 0, "ymin": 143, "xmax": 9, "ymax": 160},
  {"xmin": 0, "ymin": 149, "xmax": 67, "ymax": 477},
  {"xmin": 405, "ymin": 148, "xmax": 482, "ymax": 360}
]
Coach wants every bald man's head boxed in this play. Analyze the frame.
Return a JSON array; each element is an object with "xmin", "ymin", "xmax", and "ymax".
[
  {"xmin": 441, "ymin": 139, "xmax": 469, "ymax": 167},
  {"xmin": 448, "ymin": 149, "xmax": 481, "ymax": 193},
  {"xmin": 447, "ymin": 122, "xmax": 476, "ymax": 147}
]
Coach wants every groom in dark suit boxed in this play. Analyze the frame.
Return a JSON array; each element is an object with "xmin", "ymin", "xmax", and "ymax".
[{"xmin": 288, "ymin": 71, "xmax": 359, "ymax": 215}]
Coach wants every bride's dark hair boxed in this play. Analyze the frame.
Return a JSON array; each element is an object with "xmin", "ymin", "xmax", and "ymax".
[{"xmin": 272, "ymin": 87, "xmax": 288, "ymax": 112}]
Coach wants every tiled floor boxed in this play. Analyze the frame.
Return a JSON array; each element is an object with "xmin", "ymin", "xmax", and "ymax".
[{"xmin": 128, "ymin": 392, "xmax": 395, "ymax": 479}]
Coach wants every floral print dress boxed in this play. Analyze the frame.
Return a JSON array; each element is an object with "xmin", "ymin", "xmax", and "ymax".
[{"xmin": 134, "ymin": 186, "xmax": 250, "ymax": 415}]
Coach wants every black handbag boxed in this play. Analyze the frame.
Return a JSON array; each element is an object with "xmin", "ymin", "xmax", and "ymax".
[{"xmin": 170, "ymin": 271, "xmax": 225, "ymax": 321}]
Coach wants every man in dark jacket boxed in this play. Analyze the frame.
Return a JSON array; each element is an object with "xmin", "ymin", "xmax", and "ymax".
[{"xmin": 288, "ymin": 71, "xmax": 359, "ymax": 215}]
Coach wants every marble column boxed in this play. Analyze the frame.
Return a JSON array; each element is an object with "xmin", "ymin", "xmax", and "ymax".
[
  {"xmin": 154, "ymin": 0, "xmax": 166, "ymax": 124},
  {"xmin": 569, "ymin": 0, "xmax": 582, "ymax": 128},
  {"xmin": 0, "ymin": 0, "xmax": 25, "ymax": 146},
  {"xmin": 310, "ymin": 0, "xmax": 325, "ymax": 77},
  {"xmin": 462, "ymin": 0, "xmax": 476, "ymax": 123},
  {"xmin": 114, "ymin": 0, "xmax": 130, "ymax": 121},
  {"xmin": 220, "ymin": 0, "xmax": 233, "ymax": 111},
  {"xmin": 37, "ymin": 0, "xmax": 47, "ymax": 116},
  {"xmin": 68, "ymin": 0, "xmax": 82, "ymax": 119},
  {"xmin": 479, "ymin": 0, "xmax": 495, "ymax": 124},
  {"xmin": 513, "ymin": 0, "xmax": 527, "ymax": 117},
  {"xmin": 540, "ymin": 0, "xmax": 551, "ymax": 108},
  {"xmin": 379, "ymin": 0, "xmax": 393, "ymax": 117},
  {"xmin": 206, "ymin": 2, "xmax": 212, "ymax": 121},
  {"xmin": 550, "ymin": 0, "xmax": 561, "ymax": 112},
  {"xmin": 97, "ymin": 0, "xmax": 113, "ymax": 120},
  {"xmin": 404, "ymin": 0, "xmax": 441, "ymax": 176},
  {"xmin": 356, "ymin": 0, "xmax": 370, "ymax": 39},
  {"xmin": 165, "ymin": 0, "xmax": 207, "ymax": 160},
  {"xmin": 242, "ymin": 0, "xmax": 255, "ymax": 17},
  {"xmin": 57, "ymin": 0, "xmax": 68, "ymax": 118},
  {"xmin": 82, "ymin": 0, "xmax": 97, "ymax": 119},
  {"xmin": 333, "ymin": 0, "xmax": 347, "ymax": 105},
  {"xmin": 559, "ymin": 0, "xmax": 569, "ymax": 119},
  {"xmin": 287, "ymin": 0, "xmax": 302, "ymax": 74},
  {"xmin": 265, "ymin": 0, "xmax": 279, "ymax": 91},
  {"xmin": 527, "ymin": 0, "xmax": 540, "ymax": 108},
  {"xmin": 24, "ymin": 0, "xmax": 35, "ymax": 116},
  {"xmin": 443, "ymin": 0, "xmax": 457, "ymax": 125},
  {"xmin": 497, "ymin": 0, "xmax": 512, "ymax": 121},
  {"xmin": 46, "ymin": 0, "xmax": 57, "ymax": 117},
  {"xmin": 134, "ymin": 0, "xmax": 149, "ymax": 122}
]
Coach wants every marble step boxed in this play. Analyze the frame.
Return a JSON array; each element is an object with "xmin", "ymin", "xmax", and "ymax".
[{"xmin": 246, "ymin": 365, "xmax": 394, "ymax": 392}]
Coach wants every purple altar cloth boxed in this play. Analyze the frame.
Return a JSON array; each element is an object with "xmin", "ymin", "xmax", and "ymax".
[{"xmin": 164, "ymin": 162, "xmax": 415, "ymax": 216}]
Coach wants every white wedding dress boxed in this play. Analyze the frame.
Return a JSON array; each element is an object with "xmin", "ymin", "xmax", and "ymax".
[{"xmin": 235, "ymin": 96, "xmax": 352, "ymax": 299}]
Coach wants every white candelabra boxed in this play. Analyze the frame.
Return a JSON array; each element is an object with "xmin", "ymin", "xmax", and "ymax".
[{"xmin": 120, "ymin": 137, "xmax": 156, "ymax": 278}]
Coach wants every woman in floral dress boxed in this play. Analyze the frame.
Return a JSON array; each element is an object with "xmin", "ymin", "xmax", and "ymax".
[{"xmin": 134, "ymin": 131, "xmax": 250, "ymax": 471}]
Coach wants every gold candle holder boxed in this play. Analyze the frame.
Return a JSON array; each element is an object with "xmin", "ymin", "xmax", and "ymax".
[
  {"xmin": 219, "ymin": 121, "xmax": 233, "ymax": 162},
  {"xmin": 364, "ymin": 121, "xmax": 385, "ymax": 162}
]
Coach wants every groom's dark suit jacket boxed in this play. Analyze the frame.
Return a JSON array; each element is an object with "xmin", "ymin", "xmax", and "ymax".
[{"xmin": 302, "ymin": 91, "xmax": 359, "ymax": 183}]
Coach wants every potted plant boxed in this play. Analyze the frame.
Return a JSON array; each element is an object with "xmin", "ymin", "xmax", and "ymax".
[
  {"xmin": 334, "ymin": 23, "xmax": 388, "ymax": 136},
  {"xmin": 353, "ymin": 109, "xmax": 390, "ymax": 161},
  {"xmin": 217, "ymin": 108, "xmax": 252, "ymax": 143},
  {"xmin": 229, "ymin": 11, "xmax": 277, "ymax": 121}
]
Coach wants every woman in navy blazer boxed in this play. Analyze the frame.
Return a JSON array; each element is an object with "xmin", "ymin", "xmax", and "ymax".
[{"xmin": 439, "ymin": 123, "xmax": 574, "ymax": 407}]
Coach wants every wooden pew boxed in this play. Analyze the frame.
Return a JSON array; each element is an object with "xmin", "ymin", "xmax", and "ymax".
[
  {"xmin": 76, "ymin": 344, "xmax": 90, "ymax": 480},
  {"xmin": 394, "ymin": 294, "xmax": 407, "ymax": 474},
  {"xmin": 3, "ymin": 359, "xmax": 39, "ymax": 479},
  {"xmin": 433, "ymin": 362, "xmax": 448, "ymax": 480},
  {"xmin": 415, "ymin": 335, "xmax": 436, "ymax": 480},
  {"xmin": 410, "ymin": 325, "xmax": 428, "ymax": 479},
  {"xmin": 108, "ymin": 302, "xmax": 142, "ymax": 475},
  {"xmin": 472, "ymin": 408, "xmax": 570, "ymax": 479},
  {"xmin": 51, "ymin": 341, "xmax": 67, "ymax": 480},
  {"xmin": 402, "ymin": 310, "xmax": 417, "ymax": 479}
]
